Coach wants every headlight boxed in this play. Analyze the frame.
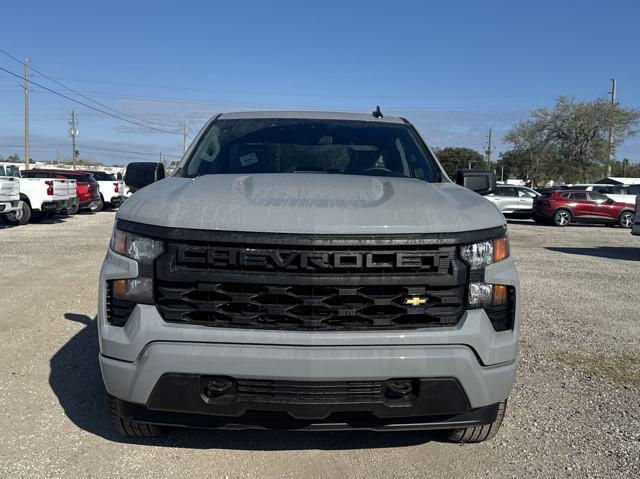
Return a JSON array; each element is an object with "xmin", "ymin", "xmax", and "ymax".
[
  {"xmin": 460, "ymin": 236, "xmax": 509, "ymax": 270},
  {"xmin": 110, "ymin": 229, "xmax": 164, "ymax": 262},
  {"xmin": 461, "ymin": 236, "xmax": 511, "ymax": 310},
  {"xmin": 108, "ymin": 228, "xmax": 164, "ymax": 305}
]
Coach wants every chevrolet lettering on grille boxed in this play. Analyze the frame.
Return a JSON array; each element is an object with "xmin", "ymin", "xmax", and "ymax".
[{"xmin": 177, "ymin": 246, "xmax": 438, "ymax": 272}]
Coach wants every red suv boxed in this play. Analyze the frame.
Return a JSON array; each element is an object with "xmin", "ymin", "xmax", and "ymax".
[
  {"xmin": 533, "ymin": 190, "xmax": 635, "ymax": 227},
  {"xmin": 24, "ymin": 169, "xmax": 101, "ymax": 212}
]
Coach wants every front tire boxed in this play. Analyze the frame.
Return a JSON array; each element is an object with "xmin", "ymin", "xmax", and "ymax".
[
  {"xmin": 447, "ymin": 400, "xmax": 507, "ymax": 443},
  {"xmin": 107, "ymin": 395, "xmax": 162, "ymax": 438},
  {"xmin": 553, "ymin": 209, "xmax": 572, "ymax": 227},
  {"xmin": 618, "ymin": 211, "xmax": 634, "ymax": 228},
  {"xmin": 5, "ymin": 201, "xmax": 31, "ymax": 225}
]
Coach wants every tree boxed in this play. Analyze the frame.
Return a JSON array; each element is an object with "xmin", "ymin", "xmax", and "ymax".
[
  {"xmin": 434, "ymin": 147, "xmax": 485, "ymax": 178},
  {"xmin": 504, "ymin": 97, "xmax": 640, "ymax": 185},
  {"xmin": 611, "ymin": 159, "xmax": 640, "ymax": 177}
]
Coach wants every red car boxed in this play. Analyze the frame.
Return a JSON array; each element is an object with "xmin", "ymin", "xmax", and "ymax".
[
  {"xmin": 23, "ymin": 169, "xmax": 101, "ymax": 212},
  {"xmin": 533, "ymin": 190, "xmax": 635, "ymax": 227}
]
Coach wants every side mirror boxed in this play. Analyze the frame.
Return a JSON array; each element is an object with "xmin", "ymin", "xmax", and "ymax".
[
  {"xmin": 606, "ymin": 198, "xmax": 615, "ymax": 204},
  {"xmin": 124, "ymin": 162, "xmax": 166, "ymax": 193},
  {"xmin": 455, "ymin": 169, "xmax": 497, "ymax": 196}
]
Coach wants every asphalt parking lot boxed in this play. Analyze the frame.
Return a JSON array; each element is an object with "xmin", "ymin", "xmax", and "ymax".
[{"xmin": 0, "ymin": 212, "xmax": 639, "ymax": 478}]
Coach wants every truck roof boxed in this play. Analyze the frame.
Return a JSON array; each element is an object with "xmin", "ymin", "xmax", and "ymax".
[{"xmin": 217, "ymin": 110, "xmax": 407, "ymax": 124}]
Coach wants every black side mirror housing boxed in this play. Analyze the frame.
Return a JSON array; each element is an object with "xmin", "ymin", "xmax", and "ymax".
[
  {"xmin": 455, "ymin": 169, "xmax": 497, "ymax": 196},
  {"xmin": 124, "ymin": 162, "xmax": 166, "ymax": 193},
  {"xmin": 606, "ymin": 197, "xmax": 615, "ymax": 204}
]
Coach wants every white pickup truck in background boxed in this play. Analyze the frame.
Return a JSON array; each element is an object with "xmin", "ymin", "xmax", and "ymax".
[
  {"xmin": 82, "ymin": 170, "xmax": 125, "ymax": 209},
  {"xmin": 0, "ymin": 164, "xmax": 21, "ymax": 222},
  {"xmin": 1, "ymin": 166, "xmax": 78, "ymax": 225}
]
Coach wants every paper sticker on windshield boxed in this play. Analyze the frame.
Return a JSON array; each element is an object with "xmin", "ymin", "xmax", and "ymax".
[{"xmin": 240, "ymin": 153, "xmax": 259, "ymax": 167}]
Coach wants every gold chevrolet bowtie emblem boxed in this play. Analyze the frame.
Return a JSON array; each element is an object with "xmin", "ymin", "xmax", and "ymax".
[{"xmin": 405, "ymin": 296, "xmax": 428, "ymax": 306}]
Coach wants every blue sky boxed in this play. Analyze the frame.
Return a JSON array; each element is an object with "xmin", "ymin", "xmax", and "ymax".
[{"xmin": 1, "ymin": 0, "xmax": 639, "ymax": 165}]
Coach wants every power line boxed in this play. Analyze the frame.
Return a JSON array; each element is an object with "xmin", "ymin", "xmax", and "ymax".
[
  {"xmin": 0, "ymin": 49, "xmax": 180, "ymax": 130},
  {"xmin": 0, "ymin": 65, "xmax": 183, "ymax": 135},
  {"xmin": 61, "ymin": 143, "xmax": 167, "ymax": 157},
  {"xmin": 26, "ymin": 74, "xmax": 560, "ymax": 100}
]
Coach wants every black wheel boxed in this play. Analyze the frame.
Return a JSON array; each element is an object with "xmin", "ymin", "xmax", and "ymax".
[
  {"xmin": 5, "ymin": 201, "xmax": 31, "ymax": 225},
  {"xmin": 107, "ymin": 395, "xmax": 162, "ymax": 438},
  {"xmin": 618, "ymin": 211, "xmax": 635, "ymax": 228},
  {"xmin": 67, "ymin": 202, "xmax": 79, "ymax": 215},
  {"xmin": 447, "ymin": 400, "xmax": 507, "ymax": 443},
  {"xmin": 92, "ymin": 196, "xmax": 104, "ymax": 212},
  {"xmin": 553, "ymin": 209, "xmax": 572, "ymax": 227}
]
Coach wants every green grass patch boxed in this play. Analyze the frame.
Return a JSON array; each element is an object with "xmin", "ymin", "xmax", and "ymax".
[{"xmin": 557, "ymin": 352, "xmax": 640, "ymax": 385}]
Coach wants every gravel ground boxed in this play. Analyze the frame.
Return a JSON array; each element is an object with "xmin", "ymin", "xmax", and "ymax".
[{"xmin": 0, "ymin": 212, "xmax": 638, "ymax": 478}]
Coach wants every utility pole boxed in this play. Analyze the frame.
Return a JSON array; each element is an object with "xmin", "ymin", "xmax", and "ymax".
[
  {"xmin": 24, "ymin": 58, "xmax": 29, "ymax": 169},
  {"xmin": 69, "ymin": 110, "xmax": 78, "ymax": 169},
  {"xmin": 183, "ymin": 121, "xmax": 189, "ymax": 154},
  {"xmin": 607, "ymin": 78, "xmax": 617, "ymax": 176},
  {"xmin": 485, "ymin": 128, "xmax": 493, "ymax": 169}
]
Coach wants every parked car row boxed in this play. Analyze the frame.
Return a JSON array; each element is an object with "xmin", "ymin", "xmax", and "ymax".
[
  {"xmin": 0, "ymin": 167, "xmax": 125, "ymax": 226},
  {"xmin": 487, "ymin": 182, "xmax": 637, "ymax": 229}
]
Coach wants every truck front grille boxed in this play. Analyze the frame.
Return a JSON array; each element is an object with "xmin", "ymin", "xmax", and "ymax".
[
  {"xmin": 154, "ymin": 238, "xmax": 467, "ymax": 331},
  {"xmin": 156, "ymin": 281, "xmax": 465, "ymax": 330}
]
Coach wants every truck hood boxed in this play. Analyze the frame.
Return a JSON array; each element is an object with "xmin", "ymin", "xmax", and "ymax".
[{"xmin": 117, "ymin": 174, "xmax": 505, "ymax": 234}]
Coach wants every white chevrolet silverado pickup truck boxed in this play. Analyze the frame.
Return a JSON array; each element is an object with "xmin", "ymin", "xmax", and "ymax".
[{"xmin": 2, "ymin": 167, "xmax": 77, "ymax": 225}]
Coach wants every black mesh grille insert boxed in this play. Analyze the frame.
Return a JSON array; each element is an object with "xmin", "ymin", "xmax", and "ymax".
[
  {"xmin": 157, "ymin": 282, "xmax": 465, "ymax": 330},
  {"xmin": 236, "ymin": 379, "xmax": 386, "ymax": 404}
]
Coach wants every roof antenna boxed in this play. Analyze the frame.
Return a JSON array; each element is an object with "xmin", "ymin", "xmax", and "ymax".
[{"xmin": 372, "ymin": 105, "xmax": 383, "ymax": 119}]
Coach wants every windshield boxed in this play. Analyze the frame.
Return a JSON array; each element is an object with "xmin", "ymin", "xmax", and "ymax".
[{"xmin": 179, "ymin": 119, "xmax": 442, "ymax": 181}]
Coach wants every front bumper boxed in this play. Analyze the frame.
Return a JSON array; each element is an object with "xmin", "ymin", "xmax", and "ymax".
[{"xmin": 98, "ymin": 248, "xmax": 520, "ymax": 429}]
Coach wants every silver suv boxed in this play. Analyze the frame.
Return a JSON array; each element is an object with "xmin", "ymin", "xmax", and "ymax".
[
  {"xmin": 98, "ymin": 111, "xmax": 520, "ymax": 442},
  {"xmin": 487, "ymin": 185, "xmax": 540, "ymax": 217}
]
